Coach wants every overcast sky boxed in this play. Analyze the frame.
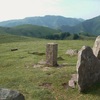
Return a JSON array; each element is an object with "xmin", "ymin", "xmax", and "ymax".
[{"xmin": 0, "ymin": 0, "xmax": 100, "ymax": 21}]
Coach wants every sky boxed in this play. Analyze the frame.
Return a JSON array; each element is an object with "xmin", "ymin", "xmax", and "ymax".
[{"xmin": 0, "ymin": 0, "xmax": 100, "ymax": 21}]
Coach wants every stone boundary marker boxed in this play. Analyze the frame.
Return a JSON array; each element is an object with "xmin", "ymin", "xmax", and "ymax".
[
  {"xmin": 46, "ymin": 43, "xmax": 58, "ymax": 67},
  {"xmin": 76, "ymin": 46, "xmax": 100, "ymax": 92}
]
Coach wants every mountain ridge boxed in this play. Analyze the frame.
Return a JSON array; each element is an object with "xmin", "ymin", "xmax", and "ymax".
[
  {"xmin": 59, "ymin": 15, "xmax": 100, "ymax": 35},
  {"xmin": 0, "ymin": 15, "xmax": 84, "ymax": 29},
  {"xmin": 0, "ymin": 15, "xmax": 100, "ymax": 35}
]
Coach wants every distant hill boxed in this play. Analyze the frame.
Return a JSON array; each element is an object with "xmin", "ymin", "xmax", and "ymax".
[
  {"xmin": 0, "ymin": 15, "xmax": 84, "ymax": 29},
  {"xmin": 60, "ymin": 15, "xmax": 100, "ymax": 35},
  {"xmin": 0, "ymin": 24, "xmax": 59, "ymax": 38}
]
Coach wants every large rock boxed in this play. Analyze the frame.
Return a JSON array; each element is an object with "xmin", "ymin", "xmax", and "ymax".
[
  {"xmin": 0, "ymin": 88, "xmax": 25, "ymax": 100},
  {"xmin": 76, "ymin": 46, "xmax": 100, "ymax": 92},
  {"xmin": 93, "ymin": 35, "xmax": 100, "ymax": 59}
]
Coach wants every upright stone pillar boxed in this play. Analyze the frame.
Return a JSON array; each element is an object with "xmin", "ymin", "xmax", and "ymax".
[{"xmin": 46, "ymin": 43, "xmax": 58, "ymax": 67}]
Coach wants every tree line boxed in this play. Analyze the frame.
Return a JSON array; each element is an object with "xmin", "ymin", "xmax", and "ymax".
[{"xmin": 45, "ymin": 32, "xmax": 80, "ymax": 40}]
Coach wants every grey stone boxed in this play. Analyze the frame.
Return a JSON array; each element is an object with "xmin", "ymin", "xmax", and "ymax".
[
  {"xmin": 93, "ymin": 35, "xmax": 100, "ymax": 59},
  {"xmin": 68, "ymin": 74, "xmax": 77, "ymax": 89},
  {"xmin": 76, "ymin": 46, "xmax": 100, "ymax": 92},
  {"xmin": 0, "ymin": 88, "xmax": 25, "ymax": 100},
  {"xmin": 66, "ymin": 49, "xmax": 78, "ymax": 56},
  {"xmin": 71, "ymin": 74, "xmax": 77, "ymax": 82},
  {"xmin": 46, "ymin": 43, "xmax": 58, "ymax": 67},
  {"xmin": 68, "ymin": 80, "xmax": 76, "ymax": 88}
]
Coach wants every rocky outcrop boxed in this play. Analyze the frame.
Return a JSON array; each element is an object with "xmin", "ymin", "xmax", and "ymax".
[{"xmin": 76, "ymin": 46, "xmax": 100, "ymax": 92}]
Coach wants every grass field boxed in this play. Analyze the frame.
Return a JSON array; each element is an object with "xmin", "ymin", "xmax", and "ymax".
[{"xmin": 0, "ymin": 36, "xmax": 100, "ymax": 100}]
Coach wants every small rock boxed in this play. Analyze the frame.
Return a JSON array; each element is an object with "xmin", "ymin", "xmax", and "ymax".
[
  {"xmin": 68, "ymin": 80, "xmax": 76, "ymax": 88},
  {"xmin": 71, "ymin": 74, "xmax": 77, "ymax": 82},
  {"xmin": 66, "ymin": 49, "xmax": 78, "ymax": 56}
]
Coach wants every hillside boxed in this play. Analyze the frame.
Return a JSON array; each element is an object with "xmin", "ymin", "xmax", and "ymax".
[
  {"xmin": 0, "ymin": 34, "xmax": 38, "ymax": 43},
  {"xmin": 0, "ymin": 24, "xmax": 59, "ymax": 38},
  {"xmin": 0, "ymin": 15, "xmax": 84, "ymax": 29},
  {"xmin": 60, "ymin": 15, "xmax": 100, "ymax": 35}
]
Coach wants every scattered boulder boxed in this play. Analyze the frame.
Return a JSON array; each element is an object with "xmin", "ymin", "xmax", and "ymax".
[
  {"xmin": 76, "ymin": 46, "xmax": 100, "ymax": 92},
  {"xmin": 66, "ymin": 49, "xmax": 78, "ymax": 56},
  {"xmin": 0, "ymin": 88, "xmax": 25, "ymax": 100},
  {"xmin": 93, "ymin": 35, "xmax": 100, "ymax": 59}
]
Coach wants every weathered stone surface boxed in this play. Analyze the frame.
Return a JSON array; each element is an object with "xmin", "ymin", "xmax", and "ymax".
[
  {"xmin": 68, "ymin": 74, "xmax": 77, "ymax": 88},
  {"xmin": 76, "ymin": 46, "xmax": 100, "ymax": 92},
  {"xmin": 66, "ymin": 49, "xmax": 78, "ymax": 56},
  {"xmin": 0, "ymin": 88, "xmax": 25, "ymax": 100},
  {"xmin": 93, "ymin": 35, "xmax": 100, "ymax": 59},
  {"xmin": 71, "ymin": 74, "xmax": 77, "ymax": 82},
  {"xmin": 68, "ymin": 80, "xmax": 76, "ymax": 88},
  {"xmin": 46, "ymin": 43, "xmax": 58, "ymax": 67}
]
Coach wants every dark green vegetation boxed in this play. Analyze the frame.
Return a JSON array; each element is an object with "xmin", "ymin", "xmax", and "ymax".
[
  {"xmin": 45, "ymin": 32, "xmax": 96, "ymax": 40},
  {"xmin": 1, "ymin": 35, "xmax": 100, "ymax": 100},
  {"xmin": 0, "ymin": 25, "xmax": 96, "ymax": 40},
  {"xmin": 0, "ymin": 24, "xmax": 59, "ymax": 38}
]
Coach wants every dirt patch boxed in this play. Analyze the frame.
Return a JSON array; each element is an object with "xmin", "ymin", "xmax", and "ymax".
[
  {"xmin": 39, "ymin": 83, "xmax": 52, "ymax": 89},
  {"xmin": 42, "ymin": 67, "xmax": 51, "ymax": 71},
  {"xmin": 62, "ymin": 83, "xmax": 69, "ymax": 89}
]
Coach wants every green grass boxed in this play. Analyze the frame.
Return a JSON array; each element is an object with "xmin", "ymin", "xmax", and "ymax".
[{"xmin": 1, "ymin": 36, "xmax": 100, "ymax": 100}]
